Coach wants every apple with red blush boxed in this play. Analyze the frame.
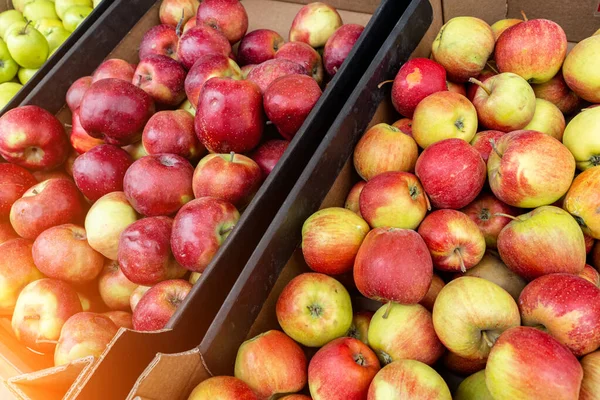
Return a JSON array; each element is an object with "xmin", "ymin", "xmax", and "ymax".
[
  {"xmin": 103, "ymin": 311, "xmax": 133, "ymax": 329},
  {"xmin": 344, "ymin": 180, "xmax": 365, "ymax": 216},
  {"xmin": 275, "ymin": 41, "xmax": 324, "ymax": 85},
  {"xmin": 188, "ymin": 376, "xmax": 258, "ymax": 400},
  {"xmin": 237, "ymin": 29, "xmax": 284, "ymax": 66},
  {"xmin": 579, "ymin": 264, "xmax": 600, "ymax": 287},
  {"xmin": 323, "ymin": 24, "xmax": 364, "ymax": 77},
  {"xmin": 159, "ymin": 0, "xmax": 199, "ymax": 27},
  {"xmin": 392, "ymin": 118, "xmax": 412, "ymax": 136},
  {"xmin": 66, "ymin": 76, "xmax": 92, "ymax": 111},
  {"xmin": 249, "ymin": 139, "xmax": 289, "ymax": 179},
  {"xmin": 470, "ymin": 130, "xmax": 505, "ymax": 163},
  {"xmin": 92, "ymin": 58, "xmax": 136, "ymax": 83},
  {"xmin": 133, "ymin": 54, "xmax": 186, "ymax": 106},
  {"xmin": 247, "ymin": 59, "xmax": 309, "ymax": 93},
  {"xmin": 98, "ymin": 259, "xmax": 139, "ymax": 311},
  {"xmin": 461, "ymin": 192, "xmax": 519, "ymax": 248},
  {"xmin": 142, "ymin": 110, "xmax": 204, "ymax": 162},
  {"xmin": 177, "ymin": 25, "xmax": 232, "ymax": 70},
  {"xmin": 0, "ymin": 163, "xmax": 37, "ymax": 219},
  {"xmin": 139, "ymin": 24, "xmax": 179, "ymax": 61},
  {"xmin": 70, "ymin": 109, "xmax": 105, "ymax": 154},
  {"xmin": 0, "ymin": 221, "xmax": 18, "ymax": 245},
  {"xmin": 184, "ymin": 53, "xmax": 242, "ymax": 107},
  {"xmin": 132, "ymin": 278, "xmax": 192, "ymax": 331},
  {"xmin": 196, "ymin": 0, "xmax": 248, "ymax": 44},
  {"xmin": 289, "ymin": 2, "xmax": 342, "ymax": 48},
  {"xmin": 419, "ymin": 274, "xmax": 444, "ymax": 312}
]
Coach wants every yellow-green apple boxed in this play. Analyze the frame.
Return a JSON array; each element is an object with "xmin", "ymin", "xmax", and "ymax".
[
  {"xmin": 458, "ymin": 251, "xmax": 526, "ymax": 301},
  {"xmin": 495, "ymin": 19, "xmax": 567, "ymax": 84},
  {"xmin": 10, "ymin": 178, "xmax": 86, "ymax": 239},
  {"xmin": 431, "ymin": 17, "xmax": 494, "ymax": 82},
  {"xmin": 133, "ymin": 54, "xmax": 186, "ymax": 106},
  {"xmin": 70, "ymin": 108, "xmax": 105, "ymax": 154},
  {"xmin": 353, "ymin": 123, "xmax": 418, "ymax": 180},
  {"xmin": 368, "ymin": 302, "xmax": 443, "ymax": 366},
  {"xmin": 195, "ymin": 77, "xmax": 264, "ymax": 153},
  {"xmin": 392, "ymin": 118, "xmax": 412, "ymax": 136},
  {"xmin": 442, "ymin": 351, "xmax": 486, "ymax": 376},
  {"xmin": 580, "ymin": 264, "xmax": 600, "ymax": 287},
  {"xmin": 54, "ymin": 0, "xmax": 92, "ymax": 20},
  {"xmin": 138, "ymin": 24, "xmax": 178, "ymax": 61},
  {"xmin": 367, "ymin": 360, "xmax": 452, "ymax": 400},
  {"xmin": 0, "ymin": 105, "xmax": 69, "ymax": 171},
  {"xmin": 98, "ymin": 259, "xmax": 138, "ymax": 311},
  {"xmin": 487, "ymin": 130, "xmax": 575, "ymax": 207},
  {"xmin": 461, "ymin": 192, "xmax": 518, "ymax": 248},
  {"xmin": 72, "ymin": 144, "xmax": 133, "ymax": 202},
  {"xmin": 497, "ymin": 206, "xmax": 586, "ymax": 280},
  {"xmin": 184, "ymin": 53, "xmax": 242, "ymax": 107},
  {"xmin": 0, "ymin": 238, "xmax": 43, "ymax": 314},
  {"xmin": 519, "ymin": 273, "xmax": 600, "ymax": 356},
  {"xmin": 0, "ymin": 10, "xmax": 25, "ymax": 39},
  {"xmin": 354, "ymin": 228, "xmax": 432, "ymax": 304},
  {"xmin": 143, "ymin": 110, "xmax": 204, "ymax": 162},
  {"xmin": 17, "ymin": 67, "xmax": 39, "ymax": 84},
  {"xmin": 171, "ymin": 197, "xmax": 239, "ymax": 272},
  {"xmin": 179, "ymin": 98, "xmax": 196, "ymax": 115},
  {"xmin": 275, "ymin": 41, "xmax": 324, "ymax": 84},
  {"xmin": 389, "ymin": 58, "xmax": 447, "ymax": 118},
  {"xmin": 485, "ymin": 326, "xmax": 582, "ymax": 399},
  {"xmin": 196, "ymin": 0, "xmax": 248, "ymax": 44},
  {"xmin": 455, "ymin": 370, "xmax": 493, "ymax": 400},
  {"xmin": 466, "ymin": 65, "xmax": 496, "ymax": 101},
  {"xmin": 359, "ymin": 171, "xmax": 429, "ymax": 229},
  {"xmin": 249, "ymin": 139, "xmax": 289, "ymax": 179},
  {"xmin": 419, "ymin": 274, "xmax": 444, "ymax": 312},
  {"xmin": 159, "ymin": 0, "xmax": 199, "ymax": 27},
  {"xmin": 84, "ymin": 191, "xmax": 139, "ymax": 260},
  {"xmin": 323, "ymin": 24, "xmax": 364, "ymax": 78},
  {"xmin": 531, "ymin": 72, "xmax": 580, "ymax": 115},
  {"xmin": 308, "ymin": 337, "xmax": 380, "ymax": 400},
  {"xmin": 522, "ymin": 98, "xmax": 565, "ymax": 140},
  {"xmin": 5, "ymin": 22, "xmax": 48, "ymax": 68},
  {"xmin": 0, "ymin": 163, "xmax": 37, "ymax": 219},
  {"xmin": 62, "ymin": 6, "xmax": 92, "ymax": 32},
  {"xmin": 35, "ymin": 19, "xmax": 70, "ymax": 52},
  {"xmin": 344, "ymin": 180, "xmax": 365, "ymax": 216},
  {"xmin": 80, "ymin": 78, "xmax": 155, "ymax": 146},
  {"xmin": 276, "ymin": 272, "xmax": 352, "ymax": 347},
  {"xmin": 234, "ymin": 330, "xmax": 307, "ymax": 399},
  {"xmin": 0, "ymin": 221, "xmax": 18, "ymax": 244},
  {"xmin": 347, "ymin": 311, "xmax": 372, "ymax": 345},
  {"xmin": 263, "ymin": 74, "xmax": 321, "ymax": 140},
  {"xmin": 289, "ymin": 2, "xmax": 342, "ymax": 48},
  {"xmin": 132, "ymin": 278, "xmax": 191, "ymax": 331},
  {"xmin": 54, "ymin": 312, "xmax": 118, "ymax": 366},
  {"xmin": 189, "ymin": 272, "xmax": 201, "ymax": 284},
  {"xmin": 412, "ymin": 91, "xmax": 478, "ymax": 148},
  {"xmin": 11, "ymin": 278, "xmax": 83, "ymax": 351},
  {"xmin": 418, "ymin": 210, "xmax": 486, "ymax": 273},
  {"xmin": 562, "ymin": 107, "xmax": 600, "ymax": 171},
  {"xmin": 188, "ymin": 376, "xmax": 258, "ymax": 400},
  {"xmin": 470, "ymin": 131, "xmax": 506, "ymax": 164},
  {"xmin": 433, "ymin": 277, "xmax": 520, "ymax": 359},
  {"xmin": 129, "ymin": 285, "xmax": 150, "ymax": 311},
  {"xmin": 490, "ymin": 18, "xmax": 522, "ymax": 41},
  {"xmin": 66, "ymin": 76, "xmax": 92, "ymax": 111},
  {"xmin": 581, "ymin": 351, "xmax": 600, "ymax": 400},
  {"xmin": 247, "ymin": 59, "xmax": 309, "ymax": 94},
  {"xmin": 123, "ymin": 154, "xmax": 194, "ymax": 217},
  {"xmin": 562, "ymin": 35, "xmax": 600, "ymax": 103},
  {"xmin": 0, "ymin": 38, "xmax": 18, "ymax": 83},
  {"xmin": 118, "ymin": 216, "xmax": 186, "ymax": 286},
  {"xmin": 91, "ymin": 58, "xmax": 135, "ymax": 83},
  {"xmin": 237, "ymin": 29, "xmax": 284, "ymax": 66},
  {"xmin": 415, "ymin": 138, "xmax": 486, "ymax": 209},
  {"xmin": 13, "ymin": 0, "xmax": 36, "ymax": 12},
  {"xmin": 192, "ymin": 153, "xmax": 262, "ymax": 209},
  {"xmin": 0, "ymin": 83, "xmax": 21, "ymax": 109},
  {"xmin": 32, "ymin": 224, "xmax": 104, "ymax": 284},
  {"xmin": 177, "ymin": 25, "xmax": 232, "ymax": 70},
  {"xmin": 102, "ymin": 310, "xmax": 132, "ymax": 329}
]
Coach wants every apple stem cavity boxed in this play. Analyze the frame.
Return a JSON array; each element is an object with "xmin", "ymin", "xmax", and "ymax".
[
  {"xmin": 493, "ymin": 212, "xmax": 519, "ymax": 221},
  {"xmin": 353, "ymin": 353, "xmax": 366, "ymax": 366},
  {"xmin": 377, "ymin": 80, "xmax": 394, "ymax": 89},
  {"xmin": 468, "ymin": 77, "xmax": 492, "ymax": 97},
  {"xmin": 489, "ymin": 139, "xmax": 503, "ymax": 159},
  {"xmin": 175, "ymin": 9, "xmax": 185, "ymax": 37},
  {"xmin": 308, "ymin": 304, "xmax": 323, "ymax": 318},
  {"xmin": 520, "ymin": 10, "xmax": 528, "ymax": 21},
  {"xmin": 220, "ymin": 225, "xmax": 235, "ymax": 235},
  {"xmin": 482, "ymin": 331, "xmax": 496, "ymax": 348},
  {"xmin": 382, "ymin": 301, "xmax": 393, "ymax": 319},
  {"xmin": 454, "ymin": 249, "xmax": 467, "ymax": 273}
]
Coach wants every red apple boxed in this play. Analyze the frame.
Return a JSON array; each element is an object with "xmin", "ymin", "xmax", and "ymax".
[
  {"xmin": 70, "ymin": 109, "xmax": 105, "ymax": 154},
  {"xmin": 142, "ymin": 110, "xmax": 204, "ymax": 162},
  {"xmin": 118, "ymin": 216, "xmax": 186, "ymax": 285},
  {"xmin": 32, "ymin": 169, "xmax": 71, "ymax": 183},
  {"xmin": 470, "ymin": 130, "xmax": 506, "ymax": 163},
  {"xmin": 447, "ymin": 81, "xmax": 466, "ymax": 96},
  {"xmin": 367, "ymin": 360, "xmax": 451, "ymax": 399},
  {"xmin": 581, "ymin": 351, "xmax": 600, "ymax": 400},
  {"xmin": 177, "ymin": 25, "xmax": 232, "ymax": 70},
  {"xmin": 195, "ymin": 77, "xmax": 264, "ymax": 153},
  {"xmin": 123, "ymin": 154, "xmax": 194, "ymax": 217},
  {"xmin": 10, "ymin": 178, "xmax": 86, "ymax": 239},
  {"xmin": 419, "ymin": 274, "xmax": 445, "ymax": 312},
  {"xmin": 391, "ymin": 118, "xmax": 412, "ymax": 136},
  {"xmin": 531, "ymin": 72, "xmax": 580, "ymax": 115},
  {"xmin": 102, "ymin": 310, "xmax": 132, "ymax": 329},
  {"xmin": 159, "ymin": 0, "xmax": 199, "ymax": 27},
  {"xmin": 98, "ymin": 259, "xmax": 139, "ymax": 311},
  {"xmin": 66, "ymin": 76, "xmax": 92, "ymax": 111},
  {"xmin": 247, "ymin": 59, "xmax": 309, "ymax": 94},
  {"xmin": 0, "ymin": 163, "xmax": 37, "ymax": 219},
  {"xmin": 79, "ymin": 78, "xmax": 155, "ymax": 146},
  {"xmin": 184, "ymin": 53, "xmax": 242, "ymax": 107},
  {"xmin": 249, "ymin": 139, "xmax": 289, "ymax": 179},
  {"xmin": 138, "ymin": 24, "xmax": 179, "ymax": 61},
  {"xmin": 580, "ymin": 264, "xmax": 600, "ymax": 287},
  {"xmin": 196, "ymin": 0, "xmax": 248, "ymax": 44},
  {"xmin": 72, "ymin": 144, "xmax": 133, "ymax": 202},
  {"xmin": 0, "ymin": 221, "xmax": 18, "ymax": 245},
  {"xmin": 171, "ymin": 197, "xmax": 239, "ymax": 272},
  {"xmin": 344, "ymin": 180, "xmax": 365, "ymax": 216},
  {"xmin": 237, "ymin": 29, "xmax": 284, "ymax": 66},
  {"xmin": 133, "ymin": 54, "xmax": 186, "ymax": 106},
  {"xmin": 308, "ymin": 337, "xmax": 380, "ymax": 400},
  {"xmin": 461, "ymin": 192, "xmax": 519, "ymax": 248},
  {"xmin": 188, "ymin": 376, "xmax": 258, "ymax": 400},
  {"xmin": 132, "ymin": 279, "xmax": 192, "ymax": 331},
  {"xmin": 0, "ymin": 105, "xmax": 69, "ymax": 171},
  {"xmin": 323, "ymin": 23, "xmax": 363, "ymax": 78},
  {"xmin": 355, "ymin": 228, "xmax": 432, "ymax": 304},
  {"xmin": 275, "ymin": 41, "xmax": 324, "ymax": 84},
  {"xmin": 92, "ymin": 58, "xmax": 136, "ymax": 83},
  {"xmin": 183, "ymin": 16, "xmax": 196, "ymax": 33},
  {"xmin": 289, "ymin": 2, "xmax": 342, "ymax": 48},
  {"xmin": 263, "ymin": 74, "xmax": 321, "ymax": 140},
  {"xmin": 585, "ymin": 234, "xmax": 595, "ymax": 254},
  {"xmin": 418, "ymin": 210, "xmax": 486, "ymax": 273}
]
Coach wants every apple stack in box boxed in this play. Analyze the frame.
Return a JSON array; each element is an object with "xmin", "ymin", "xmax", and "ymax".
[
  {"xmin": 0, "ymin": 0, "xmax": 365, "ymax": 371},
  {"xmin": 183, "ymin": 15, "xmax": 600, "ymax": 400}
]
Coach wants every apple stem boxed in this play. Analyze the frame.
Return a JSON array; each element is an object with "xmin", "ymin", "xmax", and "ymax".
[
  {"xmin": 493, "ymin": 212, "xmax": 519, "ymax": 221},
  {"xmin": 175, "ymin": 9, "xmax": 185, "ymax": 37},
  {"xmin": 489, "ymin": 139, "xmax": 503, "ymax": 159},
  {"xmin": 377, "ymin": 80, "xmax": 394, "ymax": 89},
  {"xmin": 64, "ymin": 123, "xmax": 72, "ymax": 129},
  {"xmin": 486, "ymin": 62, "xmax": 499, "ymax": 74},
  {"xmin": 482, "ymin": 331, "xmax": 495, "ymax": 348},
  {"xmin": 265, "ymin": 120, "xmax": 273, "ymax": 125},
  {"xmin": 35, "ymin": 339, "xmax": 58, "ymax": 345},
  {"xmin": 424, "ymin": 192, "xmax": 432, "ymax": 211},
  {"xmin": 468, "ymin": 77, "xmax": 492, "ymax": 96},
  {"xmin": 520, "ymin": 10, "xmax": 528, "ymax": 21},
  {"xmin": 220, "ymin": 225, "xmax": 235, "ymax": 235},
  {"xmin": 21, "ymin": 20, "xmax": 32, "ymax": 35},
  {"xmin": 382, "ymin": 301, "xmax": 393, "ymax": 319},
  {"xmin": 454, "ymin": 249, "xmax": 467, "ymax": 273},
  {"xmin": 230, "ymin": 151, "xmax": 235, "ymax": 162}
]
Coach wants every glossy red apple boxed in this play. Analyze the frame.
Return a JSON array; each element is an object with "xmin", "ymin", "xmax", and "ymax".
[
  {"xmin": 323, "ymin": 24, "xmax": 364, "ymax": 77},
  {"xmin": 470, "ymin": 130, "xmax": 506, "ymax": 163},
  {"xmin": 70, "ymin": 109, "xmax": 105, "ymax": 154},
  {"xmin": 133, "ymin": 54, "xmax": 186, "ymax": 106},
  {"xmin": 177, "ymin": 25, "xmax": 232, "ymax": 70},
  {"xmin": 392, "ymin": 118, "xmax": 412, "ymax": 136},
  {"xmin": 0, "ymin": 163, "xmax": 37, "ymax": 219},
  {"xmin": 275, "ymin": 41, "xmax": 324, "ymax": 84},
  {"xmin": 159, "ymin": 0, "xmax": 199, "ymax": 27},
  {"xmin": 92, "ymin": 58, "xmax": 136, "ymax": 83},
  {"xmin": 461, "ymin": 192, "xmax": 519, "ymax": 248},
  {"xmin": 344, "ymin": 180, "xmax": 365, "ymax": 216},
  {"xmin": 184, "ymin": 53, "xmax": 242, "ymax": 107},
  {"xmin": 247, "ymin": 59, "xmax": 309, "ymax": 94},
  {"xmin": 249, "ymin": 139, "xmax": 289, "ymax": 179},
  {"xmin": 196, "ymin": 0, "xmax": 248, "ymax": 44},
  {"xmin": 98, "ymin": 259, "xmax": 139, "ymax": 311},
  {"xmin": 237, "ymin": 29, "xmax": 284, "ymax": 66},
  {"xmin": 142, "ymin": 110, "xmax": 204, "ymax": 162},
  {"xmin": 138, "ymin": 24, "xmax": 179, "ymax": 61},
  {"xmin": 132, "ymin": 279, "xmax": 192, "ymax": 331},
  {"xmin": 66, "ymin": 76, "xmax": 92, "ymax": 111}
]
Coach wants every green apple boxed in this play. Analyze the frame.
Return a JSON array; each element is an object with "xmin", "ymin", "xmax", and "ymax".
[
  {"xmin": 36, "ymin": 21, "xmax": 69, "ymax": 52},
  {"xmin": 62, "ymin": 5, "xmax": 92, "ymax": 32},
  {"xmin": 17, "ymin": 67, "xmax": 37, "ymax": 84},
  {"xmin": 23, "ymin": 0, "xmax": 59, "ymax": 22},
  {"xmin": 54, "ymin": 0, "xmax": 92, "ymax": 20},
  {"xmin": 93, "ymin": 0, "xmax": 101, "ymax": 7},
  {"xmin": 13, "ymin": 0, "xmax": 36, "ymax": 12},
  {"xmin": 34, "ymin": 18, "xmax": 62, "ymax": 31},
  {"xmin": 0, "ymin": 10, "xmax": 25, "ymax": 39},
  {"xmin": 0, "ymin": 39, "xmax": 19, "ymax": 83},
  {"xmin": 455, "ymin": 370, "xmax": 494, "ymax": 400},
  {"xmin": 0, "ymin": 82, "xmax": 22, "ymax": 108},
  {"xmin": 5, "ymin": 22, "xmax": 49, "ymax": 68}
]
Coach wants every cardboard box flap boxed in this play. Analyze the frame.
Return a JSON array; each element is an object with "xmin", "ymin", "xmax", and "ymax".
[{"xmin": 6, "ymin": 357, "xmax": 94, "ymax": 400}]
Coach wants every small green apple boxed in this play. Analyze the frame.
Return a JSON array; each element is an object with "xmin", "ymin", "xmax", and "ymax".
[
  {"xmin": 23, "ymin": 0, "xmax": 59, "ymax": 22},
  {"xmin": 34, "ymin": 18, "xmax": 62, "ymax": 31},
  {"xmin": 17, "ymin": 67, "xmax": 38, "ymax": 84},
  {"xmin": 93, "ymin": 0, "xmax": 101, "ymax": 7},
  {"xmin": 37, "ymin": 21, "xmax": 70, "ymax": 52},
  {"xmin": 54, "ymin": 0, "xmax": 92, "ymax": 20},
  {"xmin": 62, "ymin": 5, "xmax": 92, "ymax": 32},
  {"xmin": 0, "ymin": 39, "xmax": 19, "ymax": 83},
  {"xmin": 12, "ymin": 0, "xmax": 36, "ymax": 12},
  {"xmin": 455, "ymin": 370, "xmax": 494, "ymax": 400},
  {"xmin": 0, "ymin": 10, "xmax": 25, "ymax": 39},
  {"xmin": 0, "ymin": 82, "xmax": 22, "ymax": 108},
  {"xmin": 5, "ymin": 22, "xmax": 49, "ymax": 69}
]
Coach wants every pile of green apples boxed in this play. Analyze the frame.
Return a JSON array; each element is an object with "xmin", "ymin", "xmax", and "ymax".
[{"xmin": 0, "ymin": 0, "xmax": 102, "ymax": 108}]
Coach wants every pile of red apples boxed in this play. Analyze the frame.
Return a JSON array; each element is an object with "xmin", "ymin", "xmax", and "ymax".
[
  {"xmin": 0, "ymin": 0, "xmax": 364, "ymax": 369},
  {"xmin": 185, "ymin": 14, "xmax": 600, "ymax": 400}
]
